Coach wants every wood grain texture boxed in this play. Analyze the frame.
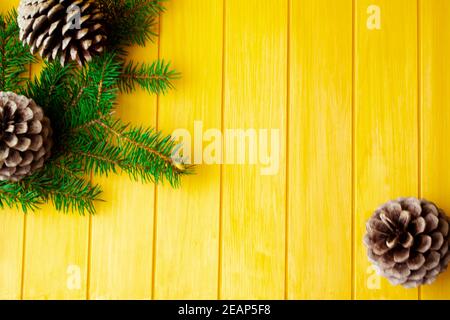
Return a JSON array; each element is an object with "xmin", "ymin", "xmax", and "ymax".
[
  {"xmin": 154, "ymin": 0, "xmax": 222, "ymax": 299},
  {"xmin": 88, "ymin": 42, "xmax": 158, "ymax": 299},
  {"xmin": 354, "ymin": 0, "xmax": 419, "ymax": 300},
  {"xmin": 22, "ymin": 210, "xmax": 89, "ymax": 299},
  {"xmin": 0, "ymin": 206, "xmax": 22, "ymax": 299},
  {"xmin": 0, "ymin": 0, "xmax": 25, "ymax": 300},
  {"xmin": 288, "ymin": 0, "xmax": 352, "ymax": 300},
  {"xmin": 420, "ymin": 0, "xmax": 450, "ymax": 300},
  {"xmin": 221, "ymin": 0, "xmax": 287, "ymax": 300}
]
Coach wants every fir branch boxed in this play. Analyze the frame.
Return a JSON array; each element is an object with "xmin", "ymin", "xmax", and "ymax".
[
  {"xmin": 98, "ymin": 118, "xmax": 189, "ymax": 186},
  {"xmin": 0, "ymin": 5, "xmax": 187, "ymax": 214},
  {"xmin": 119, "ymin": 60, "xmax": 179, "ymax": 94},
  {"xmin": 64, "ymin": 53, "xmax": 121, "ymax": 128},
  {"xmin": 68, "ymin": 139, "xmax": 122, "ymax": 177},
  {"xmin": 0, "ymin": 181, "xmax": 43, "ymax": 212},
  {"xmin": 0, "ymin": 160, "xmax": 102, "ymax": 215},
  {"xmin": 98, "ymin": 0, "xmax": 165, "ymax": 48},
  {"xmin": 24, "ymin": 61, "xmax": 74, "ymax": 129},
  {"xmin": 24, "ymin": 61, "xmax": 73, "ymax": 111},
  {"xmin": 23, "ymin": 162, "xmax": 103, "ymax": 215},
  {"xmin": 71, "ymin": 111, "xmax": 115, "ymax": 133},
  {"xmin": 58, "ymin": 53, "xmax": 189, "ymax": 188},
  {"xmin": 0, "ymin": 10, "xmax": 36, "ymax": 92},
  {"xmin": 46, "ymin": 178, "xmax": 101, "ymax": 215},
  {"xmin": 68, "ymin": 120, "xmax": 191, "ymax": 186},
  {"xmin": 98, "ymin": 119, "xmax": 174, "ymax": 165}
]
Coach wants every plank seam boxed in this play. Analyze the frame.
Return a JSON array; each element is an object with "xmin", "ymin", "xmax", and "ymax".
[
  {"xmin": 19, "ymin": 215, "xmax": 27, "ymax": 300},
  {"xmin": 284, "ymin": 0, "xmax": 291, "ymax": 301},
  {"xmin": 351, "ymin": 0, "xmax": 356, "ymax": 301},
  {"xmin": 151, "ymin": 14, "xmax": 162, "ymax": 301},
  {"xmin": 217, "ymin": 0, "xmax": 226, "ymax": 301},
  {"xmin": 86, "ymin": 192, "xmax": 93, "ymax": 300},
  {"xmin": 417, "ymin": 0, "xmax": 422, "ymax": 301}
]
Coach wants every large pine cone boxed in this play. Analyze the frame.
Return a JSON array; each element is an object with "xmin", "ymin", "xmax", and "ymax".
[
  {"xmin": 364, "ymin": 198, "xmax": 450, "ymax": 288},
  {"xmin": 0, "ymin": 92, "xmax": 53, "ymax": 181},
  {"xmin": 18, "ymin": 0, "xmax": 107, "ymax": 66}
]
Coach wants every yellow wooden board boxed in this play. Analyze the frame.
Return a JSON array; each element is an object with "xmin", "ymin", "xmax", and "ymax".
[
  {"xmin": 22, "ymin": 209, "xmax": 89, "ymax": 299},
  {"xmin": 0, "ymin": 206, "xmax": 22, "ymax": 299},
  {"xmin": 354, "ymin": 0, "xmax": 419, "ymax": 299},
  {"xmin": 288, "ymin": 0, "xmax": 353, "ymax": 300},
  {"xmin": 221, "ymin": 0, "xmax": 287, "ymax": 300},
  {"xmin": 155, "ymin": 0, "xmax": 222, "ymax": 299},
  {"xmin": 421, "ymin": 0, "xmax": 450, "ymax": 300},
  {"xmin": 2, "ymin": 0, "xmax": 450, "ymax": 300}
]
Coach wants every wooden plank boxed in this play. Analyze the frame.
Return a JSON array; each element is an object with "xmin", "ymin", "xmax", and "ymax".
[
  {"xmin": 421, "ymin": 0, "xmax": 450, "ymax": 300},
  {"xmin": 22, "ymin": 211, "xmax": 89, "ymax": 299},
  {"xmin": 354, "ymin": 0, "xmax": 419, "ymax": 299},
  {"xmin": 0, "ymin": 0, "xmax": 25, "ymax": 300},
  {"xmin": 154, "ymin": 0, "xmax": 222, "ymax": 299},
  {"xmin": 287, "ymin": 0, "xmax": 352, "ymax": 300},
  {"xmin": 88, "ymin": 44, "xmax": 158, "ymax": 299},
  {"xmin": 221, "ymin": 0, "xmax": 287, "ymax": 299},
  {"xmin": 0, "ymin": 204, "xmax": 22, "ymax": 300}
]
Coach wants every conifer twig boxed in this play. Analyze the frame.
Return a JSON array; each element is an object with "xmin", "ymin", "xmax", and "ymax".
[{"xmin": 0, "ymin": 2, "xmax": 188, "ymax": 214}]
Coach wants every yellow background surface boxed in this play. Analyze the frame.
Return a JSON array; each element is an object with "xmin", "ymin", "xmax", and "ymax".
[{"xmin": 1, "ymin": 0, "xmax": 450, "ymax": 300}]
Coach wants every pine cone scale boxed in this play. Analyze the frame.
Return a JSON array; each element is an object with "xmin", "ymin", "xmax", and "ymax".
[
  {"xmin": 407, "ymin": 254, "xmax": 425, "ymax": 270},
  {"xmin": 393, "ymin": 247, "xmax": 409, "ymax": 263},
  {"xmin": 400, "ymin": 232, "xmax": 414, "ymax": 248},
  {"xmin": 416, "ymin": 234, "xmax": 432, "ymax": 253},
  {"xmin": 441, "ymin": 241, "xmax": 449, "ymax": 256},
  {"xmin": 431, "ymin": 232, "xmax": 444, "ymax": 250}
]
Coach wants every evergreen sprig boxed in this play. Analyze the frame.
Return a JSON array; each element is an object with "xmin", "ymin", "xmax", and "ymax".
[
  {"xmin": 96, "ymin": 0, "xmax": 178, "ymax": 95},
  {"xmin": 0, "ymin": 1, "xmax": 190, "ymax": 215},
  {"xmin": 0, "ymin": 180, "xmax": 42, "ymax": 212},
  {"xmin": 23, "ymin": 161, "xmax": 103, "ymax": 215},
  {"xmin": 0, "ymin": 9, "xmax": 36, "ymax": 92},
  {"xmin": 120, "ymin": 60, "xmax": 179, "ymax": 94},
  {"xmin": 98, "ymin": 0, "xmax": 165, "ymax": 48}
]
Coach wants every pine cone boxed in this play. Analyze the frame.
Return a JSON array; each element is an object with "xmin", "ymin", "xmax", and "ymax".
[
  {"xmin": 18, "ymin": 0, "xmax": 107, "ymax": 66},
  {"xmin": 0, "ymin": 92, "xmax": 53, "ymax": 181},
  {"xmin": 364, "ymin": 198, "xmax": 450, "ymax": 288}
]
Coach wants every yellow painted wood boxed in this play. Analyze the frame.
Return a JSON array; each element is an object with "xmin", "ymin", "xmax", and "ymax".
[
  {"xmin": 0, "ymin": 205, "xmax": 22, "ymax": 299},
  {"xmin": 0, "ymin": 208, "xmax": 22, "ymax": 299},
  {"xmin": 221, "ymin": 0, "xmax": 287, "ymax": 299},
  {"xmin": 288, "ymin": 0, "xmax": 352, "ymax": 300},
  {"xmin": 0, "ymin": 0, "xmax": 25, "ymax": 300},
  {"xmin": 89, "ymin": 175, "xmax": 154, "ymax": 300},
  {"xmin": 421, "ymin": 0, "xmax": 450, "ymax": 300},
  {"xmin": 22, "ymin": 209, "xmax": 89, "ymax": 299},
  {"xmin": 88, "ymin": 43, "xmax": 158, "ymax": 300},
  {"xmin": 354, "ymin": 0, "xmax": 419, "ymax": 299},
  {"xmin": 154, "ymin": 0, "xmax": 222, "ymax": 299}
]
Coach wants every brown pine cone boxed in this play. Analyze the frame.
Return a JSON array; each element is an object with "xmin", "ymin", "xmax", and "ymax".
[
  {"xmin": 18, "ymin": 0, "xmax": 107, "ymax": 66},
  {"xmin": 0, "ymin": 92, "xmax": 53, "ymax": 181},
  {"xmin": 364, "ymin": 198, "xmax": 450, "ymax": 288}
]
